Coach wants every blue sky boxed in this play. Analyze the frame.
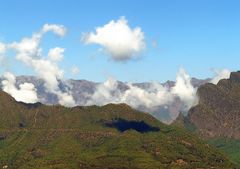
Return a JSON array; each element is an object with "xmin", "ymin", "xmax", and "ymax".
[{"xmin": 0, "ymin": 0, "xmax": 240, "ymax": 82}]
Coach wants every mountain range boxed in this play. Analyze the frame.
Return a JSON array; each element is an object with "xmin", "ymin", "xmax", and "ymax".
[
  {"xmin": 0, "ymin": 90, "xmax": 235, "ymax": 168},
  {"xmin": 2, "ymin": 73, "xmax": 240, "ymax": 168},
  {"xmin": 0, "ymin": 76, "xmax": 210, "ymax": 123}
]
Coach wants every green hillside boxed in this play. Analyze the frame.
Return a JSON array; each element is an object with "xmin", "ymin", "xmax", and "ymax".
[
  {"xmin": 0, "ymin": 91, "xmax": 235, "ymax": 169},
  {"xmin": 208, "ymin": 138, "xmax": 240, "ymax": 168}
]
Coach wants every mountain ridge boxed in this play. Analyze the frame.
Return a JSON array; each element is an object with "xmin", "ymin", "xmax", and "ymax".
[
  {"xmin": 172, "ymin": 71, "xmax": 240, "ymax": 167},
  {"xmin": 0, "ymin": 76, "xmax": 210, "ymax": 123},
  {"xmin": 181, "ymin": 71, "xmax": 240, "ymax": 139},
  {"xmin": 0, "ymin": 89, "xmax": 234, "ymax": 169}
]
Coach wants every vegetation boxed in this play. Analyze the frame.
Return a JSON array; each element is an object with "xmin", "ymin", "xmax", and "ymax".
[
  {"xmin": 172, "ymin": 71, "xmax": 240, "ymax": 168},
  {"xmin": 0, "ymin": 91, "xmax": 235, "ymax": 168},
  {"xmin": 208, "ymin": 138, "xmax": 240, "ymax": 168}
]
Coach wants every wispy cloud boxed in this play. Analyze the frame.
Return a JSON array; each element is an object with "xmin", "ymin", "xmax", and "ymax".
[
  {"xmin": 71, "ymin": 66, "xmax": 80, "ymax": 76},
  {"xmin": 0, "ymin": 24, "xmax": 75, "ymax": 107},
  {"xmin": 211, "ymin": 69, "xmax": 231, "ymax": 84}
]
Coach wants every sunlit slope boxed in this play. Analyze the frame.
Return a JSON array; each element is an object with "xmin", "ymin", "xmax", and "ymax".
[{"xmin": 0, "ymin": 91, "xmax": 234, "ymax": 169}]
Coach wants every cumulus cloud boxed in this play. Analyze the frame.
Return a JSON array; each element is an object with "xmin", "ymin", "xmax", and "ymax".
[
  {"xmin": 211, "ymin": 69, "xmax": 231, "ymax": 84},
  {"xmin": 86, "ymin": 68, "xmax": 198, "ymax": 121},
  {"xmin": 1, "ymin": 24, "xmax": 75, "ymax": 107},
  {"xmin": 82, "ymin": 17, "xmax": 146, "ymax": 61},
  {"xmin": 171, "ymin": 68, "xmax": 198, "ymax": 110},
  {"xmin": 2, "ymin": 72, "xmax": 38, "ymax": 103},
  {"xmin": 48, "ymin": 47, "xmax": 65, "ymax": 62}
]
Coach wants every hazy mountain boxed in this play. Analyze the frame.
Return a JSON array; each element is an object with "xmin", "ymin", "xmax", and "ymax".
[
  {"xmin": 0, "ymin": 90, "xmax": 234, "ymax": 168},
  {"xmin": 0, "ymin": 76, "xmax": 210, "ymax": 123}
]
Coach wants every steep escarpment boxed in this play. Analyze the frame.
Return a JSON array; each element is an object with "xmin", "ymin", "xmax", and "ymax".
[{"xmin": 186, "ymin": 71, "xmax": 240, "ymax": 139}]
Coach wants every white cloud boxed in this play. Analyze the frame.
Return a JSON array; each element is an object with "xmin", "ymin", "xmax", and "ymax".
[
  {"xmin": 48, "ymin": 47, "xmax": 65, "ymax": 62},
  {"xmin": 2, "ymin": 24, "xmax": 76, "ymax": 107},
  {"xmin": 42, "ymin": 24, "xmax": 66, "ymax": 37},
  {"xmin": 86, "ymin": 77, "xmax": 121, "ymax": 105},
  {"xmin": 211, "ymin": 69, "xmax": 231, "ymax": 84},
  {"xmin": 171, "ymin": 68, "xmax": 198, "ymax": 110},
  {"xmin": 2, "ymin": 72, "xmax": 38, "ymax": 103},
  {"xmin": 71, "ymin": 66, "xmax": 80, "ymax": 75},
  {"xmin": 121, "ymin": 82, "xmax": 173, "ymax": 109},
  {"xmin": 55, "ymin": 91, "xmax": 76, "ymax": 107},
  {"xmin": 9, "ymin": 35, "xmax": 42, "ymax": 59},
  {"xmin": 82, "ymin": 17, "xmax": 146, "ymax": 61},
  {"xmin": 86, "ymin": 68, "xmax": 198, "ymax": 121}
]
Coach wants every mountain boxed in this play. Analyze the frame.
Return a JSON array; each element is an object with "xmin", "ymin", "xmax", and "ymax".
[
  {"xmin": 174, "ymin": 71, "xmax": 240, "ymax": 167},
  {"xmin": 0, "ymin": 90, "xmax": 234, "ymax": 169},
  {"xmin": 185, "ymin": 71, "xmax": 240, "ymax": 139},
  {"xmin": 12, "ymin": 76, "xmax": 209, "ymax": 105},
  {"xmin": 0, "ymin": 76, "xmax": 210, "ymax": 123}
]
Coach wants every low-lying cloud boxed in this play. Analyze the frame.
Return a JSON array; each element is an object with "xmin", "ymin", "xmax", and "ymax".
[
  {"xmin": 211, "ymin": 69, "xmax": 231, "ymax": 84},
  {"xmin": 2, "ymin": 72, "xmax": 38, "ymax": 103},
  {"xmin": 82, "ymin": 17, "xmax": 146, "ymax": 61},
  {"xmin": 171, "ymin": 68, "xmax": 198, "ymax": 110},
  {"xmin": 86, "ymin": 68, "xmax": 198, "ymax": 118}
]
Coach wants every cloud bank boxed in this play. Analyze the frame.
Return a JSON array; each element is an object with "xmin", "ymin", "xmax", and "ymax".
[
  {"xmin": 82, "ymin": 17, "xmax": 146, "ymax": 61},
  {"xmin": 86, "ymin": 68, "xmax": 198, "ymax": 117},
  {"xmin": 2, "ymin": 72, "xmax": 38, "ymax": 103}
]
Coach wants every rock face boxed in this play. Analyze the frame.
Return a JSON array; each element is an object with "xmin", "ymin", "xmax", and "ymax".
[{"xmin": 186, "ymin": 71, "xmax": 240, "ymax": 139}]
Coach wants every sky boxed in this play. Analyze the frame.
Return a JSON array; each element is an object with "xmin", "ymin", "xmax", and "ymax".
[{"xmin": 0, "ymin": 0, "xmax": 240, "ymax": 82}]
